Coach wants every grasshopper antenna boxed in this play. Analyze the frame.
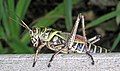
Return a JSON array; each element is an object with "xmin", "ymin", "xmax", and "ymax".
[
  {"xmin": 9, "ymin": 14, "xmax": 31, "ymax": 31},
  {"xmin": 20, "ymin": 19, "xmax": 31, "ymax": 31}
]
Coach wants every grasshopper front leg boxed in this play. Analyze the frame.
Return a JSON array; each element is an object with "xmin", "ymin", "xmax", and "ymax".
[{"xmin": 32, "ymin": 43, "xmax": 46, "ymax": 67}]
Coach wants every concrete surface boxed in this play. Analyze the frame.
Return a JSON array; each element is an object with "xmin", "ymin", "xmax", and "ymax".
[{"xmin": 0, "ymin": 53, "xmax": 120, "ymax": 71}]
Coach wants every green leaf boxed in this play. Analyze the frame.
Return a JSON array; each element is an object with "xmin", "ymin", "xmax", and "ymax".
[
  {"xmin": 0, "ymin": 0, "xmax": 3, "ymax": 20},
  {"xmin": 0, "ymin": 26, "xmax": 6, "ymax": 39},
  {"xmin": 1, "ymin": 1, "xmax": 10, "ymax": 37},
  {"xmin": 34, "ymin": 3, "xmax": 64, "ymax": 27},
  {"xmin": 99, "ymin": 19, "xmax": 118, "ymax": 31},
  {"xmin": 86, "ymin": 9, "xmax": 120, "ymax": 29},
  {"xmin": 7, "ymin": 0, "xmax": 14, "ymax": 11},
  {"xmin": 111, "ymin": 33, "xmax": 120, "ymax": 51},
  {"xmin": 21, "ymin": 0, "xmax": 80, "ymax": 44},
  {"xmin": 0, "ymin": 42, "xmax": 5, "ymax": 54},
  {"xmin": 116, "ymin": 1, "xmax": 120, "ymax": 25},
  {"xmin": 64, "ymin": 0, "xmax": 72, "ymax": 31},
  {"xmin": 21, "ymin": 33, "xmax": 30, "ymax": 44},
  {"xmin": 34, "ymin": 0, "xmax": 79, "ymax": 27},
  {"xmin": 7, "ymin": 0, "xmax": 19, "ymax": 39},
  {"xmin": 8, "ymin": 0, "xmax": 31, "ymax": 38},
  {"xmin": 15, "ymin": 0, "xmax": 31, "ymax": 18},
  {"xmin": 8, "ymin": 39, "xmax": 33, "ymax": 54},
  {"xmin": 0, "ymin": 0, "xmax": 33, "ymax": 54}
]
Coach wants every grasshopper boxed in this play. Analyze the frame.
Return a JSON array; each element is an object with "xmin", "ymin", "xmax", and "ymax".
[{"xmin": 10, "ymin": 13, "xmax": 108, "ymax": 67}]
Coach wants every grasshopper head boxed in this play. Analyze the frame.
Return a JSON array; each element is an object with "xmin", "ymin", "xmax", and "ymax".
[
  {"xmin": 29, "ymin": 27, "xmax": 39, "ymax": 37},
  {"xmin": 29, "ymin": 27, "xmax": 41, "ymax": 47},
  {"xmin": 10, "ymin": 16, "xmax": 41, "ymax": 47}
]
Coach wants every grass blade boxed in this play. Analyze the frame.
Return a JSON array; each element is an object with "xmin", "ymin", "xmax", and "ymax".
[
  {"xmin": 34, "ymin": 0, "xmax": 79, "ymax": 27},
  {"xmin": 111, "ymin": 33, "xmax": 120, "ymax": 51},
  {"xmin": 86, "ymin": 9, "xmax": 120, "ymax": 29},
  {"xmin": 15, "ymin": 0, "xmax": 31, "ymax": 18},
  {"xmin": 116, "ymin": 1, "xmax": 120, "ymax": 25},
  {"xmin": 1, "ymin": 0, "xmax": 33, "ymax": 53},
  {"xmin": 0, "ymin": 26, "xmax": 6, "ymax": 39},
  {"xmin": 0, "ymin": 0, "xmax": 3, "ymax": 20},
  {"xmin": 1, "ymin": 1, "xmax": 10, "ymax": 37},
  {"xmin": 21, "ymin": 0, "xmax": 80, "ymax": 44},
  {"xmin": 0, "ymin": 42, "xmax": 5, "ymax": 54},
  {"xmin": 64, "ymin": 0, "xmax": 72, "ymax": 31},
  {"xmin": 8, "ymin": 39, "xmax": 33, "ymax": 54},
  {"xmin": 7, "ymin": 0, "xmax": 19, "ymax": 38},
  {"xmin": 7, "ymin": 0, "xmax": 14, "ymax": 11}
]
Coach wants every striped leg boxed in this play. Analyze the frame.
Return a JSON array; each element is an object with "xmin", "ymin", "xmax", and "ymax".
[
  {"xmin": 87, "ymin": 35, "xmax": 108, "ymax": 53},
  {"xmin": 81, "ymin": 15, "xmax": 94, "ymax": 65},
  {"xmin": 88, "ymin": 35, "xmax": 101, "ymax": 53},
  {"xmin": 88, "ymin": 35, "xmax": 101, "ymax": 44},
  {"xmin": 67, "ymin": 14, "xmax": 81, "ymax": 53}
]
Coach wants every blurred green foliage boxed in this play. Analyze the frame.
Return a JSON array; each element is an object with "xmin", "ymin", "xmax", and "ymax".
[
  {"xmin": 0, "ymin": 0, "xmax": 33, "ymax": 53},
  {"xmin": 0, "ymin": 0, "xmax": 119, "ymax": 54}
]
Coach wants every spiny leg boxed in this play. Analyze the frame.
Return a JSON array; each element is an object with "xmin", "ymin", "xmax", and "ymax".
[
  {"xmin": 88, "ymin": 35, "xmax": 101, "ymax": 44},
  {"xmin": 86, "ymin": 51, "xmax": 94, "ymax": 65},
  {"xmin": 81, "ymin": 15, "xmax": 94, "ymax": 65},
  {"xmin": 67, "ymin": 14, "xmax": 81, "ymax": 53},
  {"xmin": 32, "ymin": 43, "xmax": 46, "ymax": 67},
  {"xmin": 47, "ymin": 14, "xmax": 81, "ymax": 67},
  {"xmin": 87, "ymin": 35, "xmax": 101, "ymax": 52},
  {"xmin": 48, "ymin": 46, "xmax": 65, "ymax": 67}
]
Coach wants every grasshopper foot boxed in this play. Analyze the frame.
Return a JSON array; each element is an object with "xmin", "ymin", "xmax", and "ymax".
[{"xmin": 47, "ymin": 63, "xmax": 51, "ymax": 67}]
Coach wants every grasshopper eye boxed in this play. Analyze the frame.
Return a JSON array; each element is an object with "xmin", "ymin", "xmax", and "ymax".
[{"xmin": 32, "ymin": 28, "xmax": 36, "ymax": 33}]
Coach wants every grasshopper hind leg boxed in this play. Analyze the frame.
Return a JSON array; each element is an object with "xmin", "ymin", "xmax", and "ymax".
[
  {"xmin": 86, "ymin": 51, "xmax": 94, "ymax": 65},
  {"xmin": 81, "ymin": 15, "xmax": 95, "ymax": 65}
]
